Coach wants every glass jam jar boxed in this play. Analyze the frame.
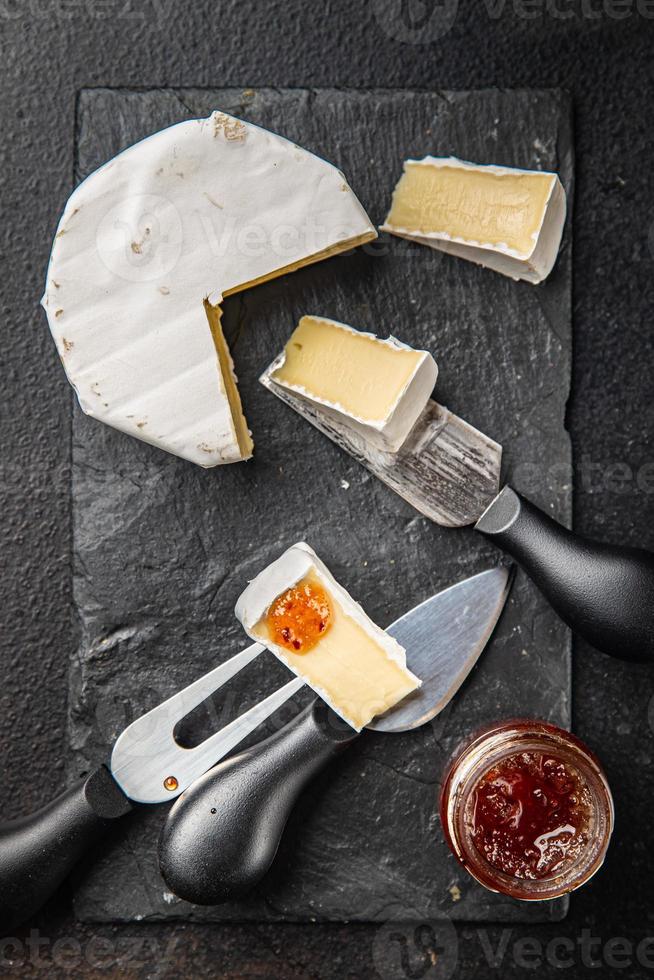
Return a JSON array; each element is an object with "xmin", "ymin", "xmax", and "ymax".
[{"xmin": 440, "ymin": 720, "xmax": 614, "ymax": 901}]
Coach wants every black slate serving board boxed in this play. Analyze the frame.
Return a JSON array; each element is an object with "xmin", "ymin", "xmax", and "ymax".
[{"xmin": 68, "ymin": 87, "xmax": 573, "ymax": 924}]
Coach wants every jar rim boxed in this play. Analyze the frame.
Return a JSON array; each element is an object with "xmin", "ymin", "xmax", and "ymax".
[{"xmin": 440, "ymin": 719, "xmax": 614, "ymax": 901}]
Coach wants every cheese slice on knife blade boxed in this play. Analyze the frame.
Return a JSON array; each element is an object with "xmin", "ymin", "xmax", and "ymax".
[
  {"xmin": 382, "ymin": 157, "xmax": 566, "ymax": 284},
  {"xmin": 41, "ymin": 111, "xmax": 377, "ymax": 466},
  {"xmin": 266, "ymin": 315, "xmax": 438, "ymax": 451},
  {"xmin": 236, "ymin": 542, "xmax": 421, "ymax": 731}
]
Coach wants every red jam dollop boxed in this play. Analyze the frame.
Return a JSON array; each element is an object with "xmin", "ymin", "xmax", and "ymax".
[
  {"xmin": 467, "ymin": 751, "xmax": 593, "ymax": 880},
  {"xmin": 265, "ymin": 577, "xmax": 332, "ymax": 654}
]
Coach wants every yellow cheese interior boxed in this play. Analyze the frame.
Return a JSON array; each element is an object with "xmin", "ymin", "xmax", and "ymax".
[
  {"xmin": 271, "ymin": 316, "xmax": 423, "ymax": 423},
  {"xmin": 202, "ymin": 232, "xmax": 376, "ymax": 461},
  {"xmin": 386, "ymin": 163, "xmax": 555, "ymax": 257},
  {"xmin": 222, "ymin": 233, "xmax": 377, "ymax": 298},
  {"xmin": 253, "ymin": 574, "xmax": 420, "ymax": 730},
  {"xmin": 204, "ymin": 301, "xmax": 253, "ymax": 459}
]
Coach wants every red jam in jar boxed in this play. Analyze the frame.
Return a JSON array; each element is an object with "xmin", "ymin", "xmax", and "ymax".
[
  {"xmin": 440, "ymin": 720, "xmax": 614, "ymax": 900},
  {"xmin": 469, "ymin": 751, "xmax": 591, "ymax": 880}
]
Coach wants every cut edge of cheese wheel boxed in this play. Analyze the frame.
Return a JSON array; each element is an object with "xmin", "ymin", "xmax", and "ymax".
[
  {"xmin": 220, "ymin": 234, "xmax": 375, "ymax": 301},
  {"xmin": 41, "ymin": 110, "xmax": 377, "ymax": 467},
  {"xmin": 204, "ymin": 301, "xmax": 253, "ymax": 461}
]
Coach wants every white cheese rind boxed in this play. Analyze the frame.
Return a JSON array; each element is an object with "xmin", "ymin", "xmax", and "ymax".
[
  {"xmin": 265, "ymin": 316, "xmax": 438, "ymax": 452},
  {"xmin": 381, "ymin": 156, "xmax": 566, "ymax": 284},
  {"xmin": 42, "ymin": 111, "xmax": 377, "ymax": 467},
  {"xmin": 235, "ymin": 542, "xmax": 420, "ymax": 730}
]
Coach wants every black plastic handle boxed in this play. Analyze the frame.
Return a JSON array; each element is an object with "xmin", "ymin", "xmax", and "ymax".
[
  {"xmin": 476, "ymin": 486, "xmax": 654, "ymax": 662},
  {"xmin": 159, "ymin": 699, "xmax": 358, "ymax": 906},
  {"xmin": 0, "ymin": 765, "xmax": 132, "ymax": 931}
]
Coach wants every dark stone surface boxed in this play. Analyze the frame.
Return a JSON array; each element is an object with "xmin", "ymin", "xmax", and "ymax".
[
  {"xmin": 1, "ymin": 3, "xmax": 654, "ymax": 978},
  {"xmin": 68, "ymin": 87, "xmax": 572, "ymax": 925}
]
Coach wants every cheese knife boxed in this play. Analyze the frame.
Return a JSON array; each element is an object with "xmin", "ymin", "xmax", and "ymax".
[
  {"xmin": 260, "ymin": 370, "xmax": 654, "ymax": 663},
  {"xmin": 158, "ymin": 565, "xmax": 513, "ymax": 906}
]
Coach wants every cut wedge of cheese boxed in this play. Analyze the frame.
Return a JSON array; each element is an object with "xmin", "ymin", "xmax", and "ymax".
[
  {"xmin": 266, "ymin": 315, "xmax": 438, "ymax": 452},
  {"xmin": 382, "ymin": 157, "xmax": 566, "ymax": 284},
  {"xmin": 236, "ymin": 542, "xmax": 421, "ymax": 731},
  {"xmin": 42, "ymin": 111, "xmax": 377, "ymax": 467}
]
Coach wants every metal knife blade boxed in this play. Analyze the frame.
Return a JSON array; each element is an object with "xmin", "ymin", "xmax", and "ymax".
[
  {"xmin": 368, "ymin": 565, "xmax": 513, "ymax": 733},
  {"xmin": 260, "ymin": 370, "xmax": 503, "ymax": 528}
]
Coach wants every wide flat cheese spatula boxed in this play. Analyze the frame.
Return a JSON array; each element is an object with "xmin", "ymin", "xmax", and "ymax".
[
  {"xmin": 261, "ymin": 371, "xmax": 654, "ymax": 663},
  {"xmin": 158, "ymin": 566, "xmax": 512, "ymax": 906}
]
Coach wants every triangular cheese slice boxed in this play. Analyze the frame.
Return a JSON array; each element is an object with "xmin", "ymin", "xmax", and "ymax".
[{"xmin": 41, "ymin": 111, "xmax": 377, "ymax": 466}]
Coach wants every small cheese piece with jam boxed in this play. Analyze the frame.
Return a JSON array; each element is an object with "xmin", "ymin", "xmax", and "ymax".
[
  {"xmin": 42, "ymin": 111, "xmax": 377, "ymax": 467},
  {"xmin": 381, "ymin": 156, "xmax": 566, "ymax": 284},
  {"xmin": 236, "ymin": 542, "xmax": 421, "ymax": 731},
  {"xmin": 266, "ymin": 315, "xmax": 438, "ymax": 452}
]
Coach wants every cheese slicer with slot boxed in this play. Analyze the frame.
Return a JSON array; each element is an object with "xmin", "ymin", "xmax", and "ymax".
[
  {"xmin": 260, "ymin": 366, "xmax": 654, "ymax": 663},
  {"xmin": 0, "ymin": 643, "xmax": 305, "ymax": 931}
]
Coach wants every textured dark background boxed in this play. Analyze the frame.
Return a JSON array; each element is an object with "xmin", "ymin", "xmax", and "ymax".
[{"xmin": 1, "ymin": 1, "xmax": 653, "ymax": 978}]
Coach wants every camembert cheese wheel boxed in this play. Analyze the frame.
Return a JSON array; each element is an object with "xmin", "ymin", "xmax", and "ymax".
[{"xmin": 42, "ymin": 111, "xmax": 377, "ymax": 466}]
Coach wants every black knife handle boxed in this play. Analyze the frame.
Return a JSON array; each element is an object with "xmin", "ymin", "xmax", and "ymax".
[
  {"xmin": 0, "ymin": 765, "xmax": 132, "ymax": 931},
  {"xmin": 159, "ymin": 699, "xmax": 358, "ymax": 906},
  {"xmin": 476, "ymin": 486, "xmax": 654, "ymax": 662}
]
